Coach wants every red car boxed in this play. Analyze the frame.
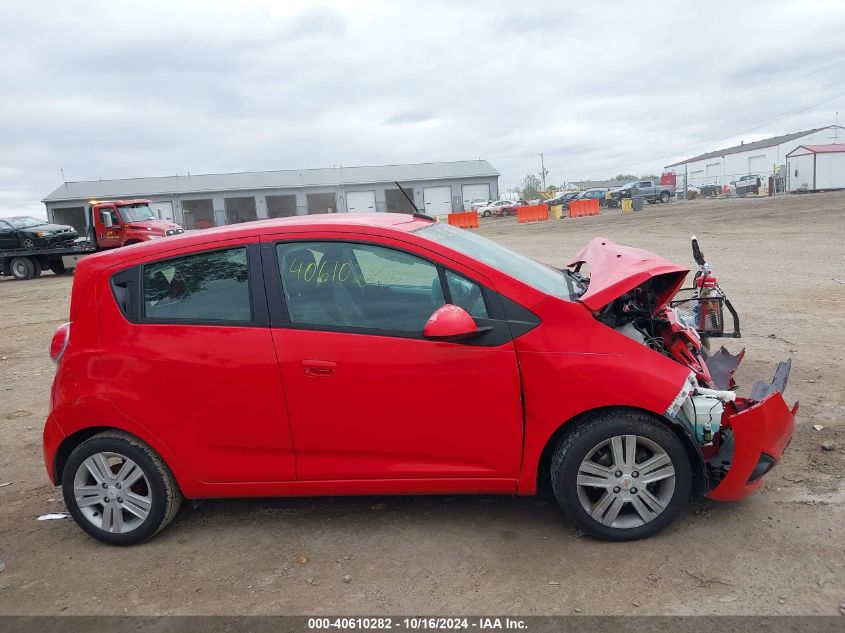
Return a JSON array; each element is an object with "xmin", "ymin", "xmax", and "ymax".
[{"xmin": 44, "ymin": 213, "xmax": 796, "ymax": 545}]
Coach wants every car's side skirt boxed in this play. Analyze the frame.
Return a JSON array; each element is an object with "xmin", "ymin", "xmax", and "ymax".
[{"xmin": 177, "ymin": 477, "xmax": 519, "ymax": 499}]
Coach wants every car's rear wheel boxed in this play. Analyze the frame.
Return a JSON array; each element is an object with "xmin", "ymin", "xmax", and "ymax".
[
  {"xmin": 551, "ymin": 410, "xmax": 691, "ymax": 541},
  {"xmin": 660, "ymin": 191, "xmax": 670, "ymax": 203},
  {"xmin": 62, "ymin": 431, "xmax": 182, "ymax": 546}
]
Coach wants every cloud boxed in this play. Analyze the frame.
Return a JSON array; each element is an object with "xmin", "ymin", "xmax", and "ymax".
[
  {"xmin": 384, "ymin": 110, "xmax": 436, "ymax": 125},
  {"xmin": 0, "ymin": 0, "xmax": 844, "ymax": 217}
]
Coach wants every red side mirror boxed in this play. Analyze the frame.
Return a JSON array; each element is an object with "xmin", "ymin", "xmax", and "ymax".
[{"xmin": 423, "ymin": 304, "xmax": 479, "ymax": 341}]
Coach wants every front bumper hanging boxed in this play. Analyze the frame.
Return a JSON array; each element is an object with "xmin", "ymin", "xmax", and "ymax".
[{"xmin": 706, "ymin": 358, "xmax": 797, "ymax": 501}]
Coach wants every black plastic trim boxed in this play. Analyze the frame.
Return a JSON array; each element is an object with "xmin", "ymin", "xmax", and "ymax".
[{"xmin": 747, "ymin": 452, "xmax": 776, "ymax": 484}]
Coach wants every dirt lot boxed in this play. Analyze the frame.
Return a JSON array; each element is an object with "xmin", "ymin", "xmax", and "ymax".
[{"xmin": 0, "ymin": 193, "xmax": 843, "ymax": 616}]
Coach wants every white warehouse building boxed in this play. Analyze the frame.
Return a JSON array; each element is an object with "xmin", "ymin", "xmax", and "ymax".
[
  {"xmin": 664, "ymin": 125, "xmax": 844, "ymax": 189},
  {"xmin": 42, "ymin": 160, "xmax": 500, "ymax": 234}
]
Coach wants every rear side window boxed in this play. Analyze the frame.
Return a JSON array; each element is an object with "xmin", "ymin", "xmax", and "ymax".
[{"xmin": 143, "ymin": 247, "xmax": 251, "ymax": 322}]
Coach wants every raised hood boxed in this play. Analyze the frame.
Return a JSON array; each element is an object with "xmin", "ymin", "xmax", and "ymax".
[{"xmin": 567, "ymin": 237, "xmax": 689, "ymax": 312}]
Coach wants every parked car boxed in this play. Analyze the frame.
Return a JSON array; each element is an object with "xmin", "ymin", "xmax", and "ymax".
[
  {"xmin": 546, "ymin": 192, "xmax": 579, "ymax": 208},
  {"xmin": 477, "ymin": 199, "xmax": 517, "ymax": 217},
  {"xmin": 468, "ymin": 197, "xmax": 490, "ymax": 211},
  {"xmin": 45, "ymin": 213, "xmax": 795, "ymax": 545},
  {"xmin": 609, "ymin": 180, "xmax": 674, "ymax": 204},
  {"xmin": 675, "ymin": 184, "xmax": 701, "ymax": 197},
  {"xmin": 0, "ymin": 216, "xmax": 78, "ymax": 250},
  {"xmin": 576, "ymin": 189, "xmax": 610, "ymax": 206}
]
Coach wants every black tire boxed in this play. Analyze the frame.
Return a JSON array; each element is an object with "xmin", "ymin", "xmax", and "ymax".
[
  {"xmin": 9, "ymin": 256, "xmax": 38, "ymax": 280},
  {"xmin": 62, "ymin": 431, "xmax": 182, "ymax": 546},
  {"xmin": 482, "ymin": 210, "xmax": 491, "ymax": 217},
  {"xmin": 551, "ymin": 410, "xmax": 691, "ymax": 541},
  {"xmin": 501, "ymin": 209, "xmax": 509, "ymax": 216},
  {"xmin": 22, "ymin": 237, "xmax": 36, "ymax": 249},
  {"xmin": 660, "ymin": 191, "xmax": 670, "ymax": 203},
  {"xmin": 49, "ymin": 261, "xmax": 68, "ymax": 275}
]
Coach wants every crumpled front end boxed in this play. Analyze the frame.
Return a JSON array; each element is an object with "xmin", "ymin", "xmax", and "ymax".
[
  {"xmin": 669, "ymin": 353, "xmax": 797, "ymax": 501},
  {"xmin": 704, "ymin": 359, "xmax": 797, "ymax": 500}
]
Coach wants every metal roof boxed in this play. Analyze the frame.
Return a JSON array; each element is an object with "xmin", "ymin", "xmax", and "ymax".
[
  {"xmin": 43, "ymin": 160, "xmax": 500, "ymax": 203},
  {"xmin": 571, "ymin": 180, "xmax": 626, "ymax": 190},
  {"xmin": 665, "ymin": 126, "xmax": 844, "ymax": 168},
  {"xmin": 786, "ymin": 143, "xmax": 845, "ymax": 155}
]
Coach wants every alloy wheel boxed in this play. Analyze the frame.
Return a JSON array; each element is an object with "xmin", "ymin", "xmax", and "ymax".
[
  {"xmin": 575, "ymin": 434, "xmax": 676, "ymax": 529},
  {"xmin": 73, "ymin": 451, "xmax": 152, "ymax": 534}
]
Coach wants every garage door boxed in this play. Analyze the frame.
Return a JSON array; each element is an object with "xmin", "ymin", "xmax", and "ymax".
[
  {"xmin": 423, "ymin": 186, "xmax": 452, "ymax": 215},
  {"xmin": 346, "ymin": 190, "xmax": 376, "ymax": 213},
  {"xmin": 461, "ymin": 184, "xmax": 490, "ymax": 210},
  {"xmin": 706, "ymin": 163, "xmax": 721, "ymax": 185},
  {"xmin": 748, "ymin": 155, "xmax": 767, "ymax": 176}
]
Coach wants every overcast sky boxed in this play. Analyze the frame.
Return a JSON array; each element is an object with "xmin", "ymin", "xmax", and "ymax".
[{"xmin": 1, "ymin": 0, "xmax": 844, "ymax": 217}]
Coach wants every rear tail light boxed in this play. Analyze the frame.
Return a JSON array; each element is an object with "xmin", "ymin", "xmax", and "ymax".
[{"xmin": 50, "ymin": 322, "xmax": 71, "ymax": 363}]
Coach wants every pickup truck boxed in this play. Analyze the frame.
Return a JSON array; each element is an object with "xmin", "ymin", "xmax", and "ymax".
[
  {"xmin": 609, "ymin": 180, "xmax": 674, "ymax": 206},
  {"xmin": 730, "ymin": 175, "xmax": 761, "ymax": 196},
  {"xmin": 1, "ymin": 199, "xmax": 184, "ymax": 280}
]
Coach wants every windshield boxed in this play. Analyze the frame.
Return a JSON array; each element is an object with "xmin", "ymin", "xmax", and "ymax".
[
  {"xmin": 117, "ymin": 204, "xmax": 157, "ymax": 223},
  {"xmin": 6, "ymin": 216, "xmax": 46, "ymax": 229},
  {"xmin": 416, "ymin": 223, "xmax": 576, "ymax": 300}
]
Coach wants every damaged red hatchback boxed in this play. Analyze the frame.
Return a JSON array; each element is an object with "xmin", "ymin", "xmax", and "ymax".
[{"xmin": 43, "ymin": 213, "xmax": 797, "ymax": 545}]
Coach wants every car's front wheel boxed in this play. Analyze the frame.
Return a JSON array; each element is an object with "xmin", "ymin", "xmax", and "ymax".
[
  {"xmin": 551, "ymin": 410, "xmax": 691, "ymax": 541},
  {"xmin": 62, "ymin": 431, "xmax": 182, "ymax": 546}
]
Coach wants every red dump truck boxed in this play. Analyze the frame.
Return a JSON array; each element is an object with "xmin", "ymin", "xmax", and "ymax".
[{"xmin": 1, "ymin": 199, "xmax": 184, "ymax": 280}]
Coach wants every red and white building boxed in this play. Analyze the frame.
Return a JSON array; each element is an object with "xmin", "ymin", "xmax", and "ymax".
[{"xmin": 785, "ymin": 144, "xmax": 845, "ymax": 192}]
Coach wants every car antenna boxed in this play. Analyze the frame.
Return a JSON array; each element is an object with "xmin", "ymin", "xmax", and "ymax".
[{"xmin": 395, "ymin": 181, "xmax": 435, "ymax": 221}]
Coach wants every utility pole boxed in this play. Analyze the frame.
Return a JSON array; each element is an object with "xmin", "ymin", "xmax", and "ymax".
[
  {"xmin": 683, "ymin": 164, "xmax": 688, "ymax": 201},
  {"xmin": 539, "ymin": 153, "xmax": 548, "ymax": 191}
]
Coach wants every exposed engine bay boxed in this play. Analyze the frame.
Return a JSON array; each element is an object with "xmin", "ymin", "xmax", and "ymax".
[{"xmin": 566, "ymin": 237, "xmax": 794, "ymax": 490}]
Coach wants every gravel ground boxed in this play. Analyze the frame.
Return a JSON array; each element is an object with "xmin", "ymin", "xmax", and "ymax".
[{"xmin": 0, "ymin": 192, "xmax": 843, "ymax": 615}]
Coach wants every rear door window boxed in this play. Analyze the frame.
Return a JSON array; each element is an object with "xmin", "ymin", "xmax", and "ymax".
[{"xmin": 142, "ymin": 247, "xmax": 251, "ymax": 322}]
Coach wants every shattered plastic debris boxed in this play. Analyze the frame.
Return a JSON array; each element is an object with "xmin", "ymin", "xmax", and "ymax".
[
  {"xmin": 37, "ymin": 513, "xmax": 70, "ymax": 521},
  {"xmin": 812, "ymin": 424, "xmax": 824, "ymax": 431}
]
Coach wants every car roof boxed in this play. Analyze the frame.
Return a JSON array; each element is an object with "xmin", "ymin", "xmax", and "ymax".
[{"xmin": 86, "ymin": 213, "xmax": 434, "ymax": 266}]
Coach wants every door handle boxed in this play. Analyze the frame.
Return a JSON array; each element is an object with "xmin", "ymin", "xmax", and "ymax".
[{"xmin": 302, "ymin": 359, "xmax": 337, "ymax": 377}]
